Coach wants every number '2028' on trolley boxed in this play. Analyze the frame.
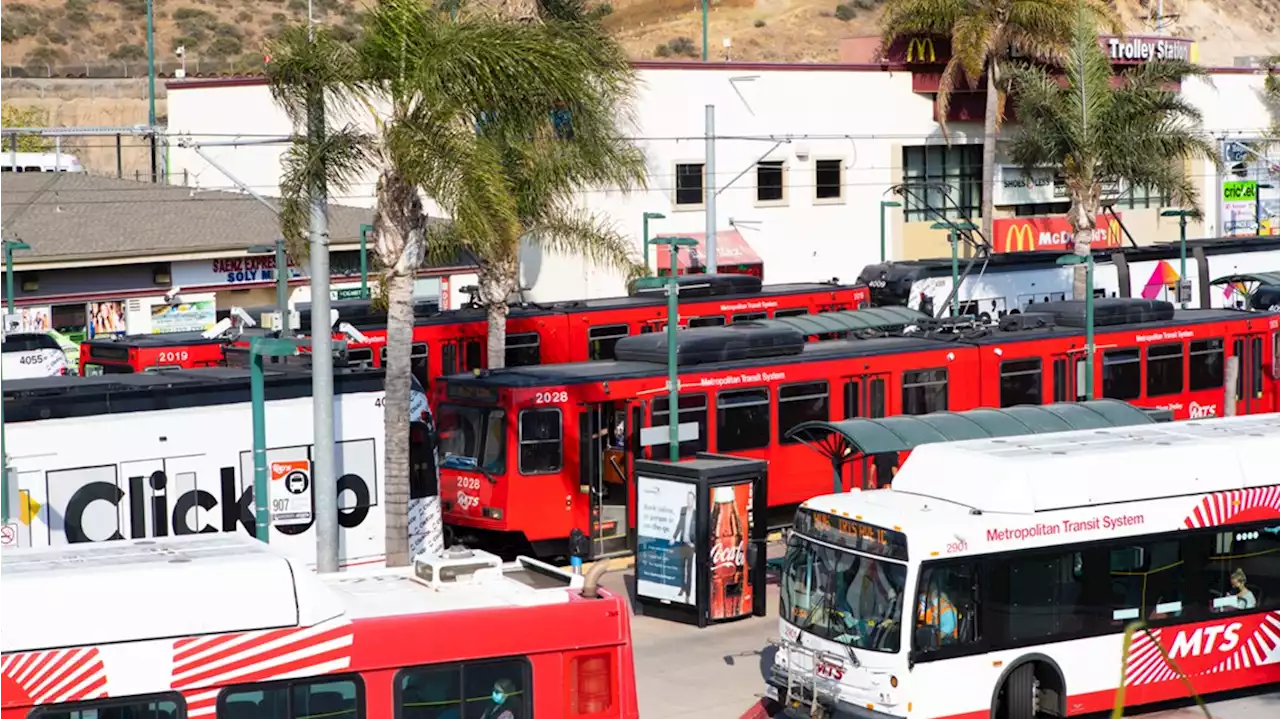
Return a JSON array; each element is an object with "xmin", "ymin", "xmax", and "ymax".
[
  {"xmin": 768, "ymin": 414, "xmax": 1280, "ymax": 719},
  {"xmin": 434, "ymin": 300, "xmax": 1280, "ymax": 558}
]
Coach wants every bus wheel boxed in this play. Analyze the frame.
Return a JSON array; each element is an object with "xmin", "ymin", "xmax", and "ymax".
[{"xmin": 1002, "ymin": 663, "xmax": 1038, "ymax": 719}]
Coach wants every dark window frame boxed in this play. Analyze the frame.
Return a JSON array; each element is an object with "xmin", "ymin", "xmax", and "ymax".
[
  {"xmin": 902, "ymin": 144, "xmax": 983, "ymax": 222},
  {"xmin": 650, "ymin": 393, "xmax": 710, "ymax": 458},
  {"xmin": 674, "ymin": 163, "xmax": 706, "ymax": 206},
  {"xmin": 814, "ymin": 159, "xmax": 843, "ymax": 200},
  {"xmin": 777, "ymin": 380, "xmax": 830, "ymax": 444},
  {"xmin": 216, "ymin": 674, "xmax": 365, "ymax": 719},
  {"xmin": 688, "ymin": 315, "xmax": 726, "ymax": 328},
  {"xmin": 756, "ymin": 160, "xmax": 786, "ymax": 203},
  {"xmin": 774, "ymin": 308, "xmax": 809, "ymax": 318},
  {"xmin": 32, "ymin": 693, "xmax": 187, "ymax": 719},
  {"xmin": 393, "ymin": 656, "xmax": 533, "ymax": 719},
  {"xmin": 998, "ymin": 357, "xmax": 1043, "ymax": 408},
  {"xmin": 518, "ymin": 407, "xmax": 564, "ymax": 475},
  {"xmin": 732, "ymin": 312, "xmax": 768, "ymax": 323},
  {"xmin": 505, "ymin": 332, "xmax": 541, "ymax": 367},
  {"xmin": 901, "ymin": 368, "xmax": 948, "ymax": 415},
  {"xmin": 1145, "ymin": 342, "xmax": 1185, "ymax": 397},
  {"xmin": 587, "ymin": 323, "xmax": 630, "ymax": 361},
  {"xmin": 715, "ymin": 387, "xmax": 772, "ymax": 452},
  {"xmin": 1189, "ymin": 338, "xmax": 1225, "ymax": 391},
  {"xmin": 1102, "ymin": 347, "xmax": 1142, "ymax": 401}
]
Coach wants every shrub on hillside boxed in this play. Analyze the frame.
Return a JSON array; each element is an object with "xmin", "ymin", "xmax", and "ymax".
[
  {"xmin": 113, "ymin": 0, "xmax": 148, "ymax": 19},
  {"xmin": 207, "ymin": 35, "xmax": 243, "ymax": 57},
  {"xmin": 172, "ymin": 35, "xmax": 200, "ymax": 51},
  {"xmin": 24, "ymin": 45, "xmax": 66, "ymax": 68},
  {"xmin": 834, "ymin": 3, "xmax": 855, "ymax": 20},
  {"xmin": 108, "ymin": 43, "xmax": 147, "ymax": 61}
]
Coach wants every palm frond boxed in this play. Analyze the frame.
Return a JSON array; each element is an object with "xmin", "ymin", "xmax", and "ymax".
[
  {"xmin": 525, "ymin": 205, "xmax": 646, "ymax": 279},
  {"xmin": 276, "ymin": 125, "xmax": 377, "ymax": 259},
  {"xmin": 264, "ymin": 25, "xmax": 363, "ymax": 129},
  {"xmin": 879, "ymin": 0, "xmax": 966, "ymax": 51}
]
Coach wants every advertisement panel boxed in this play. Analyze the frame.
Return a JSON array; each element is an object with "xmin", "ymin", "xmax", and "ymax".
[
  {"xmin": 1222, "ymin": 180, "xmax": 1259, "ymax": 237},
  {"xmin": 87, "ymin": 301, "xmax": 127, "ymax": 337},
  {"xmin": 636, "ymin": 477, "xmax": 697, "ymax": 606},
  {"xmin": 148, "ymin": 297, "xmax": 217, "ymax": 334},
  {"xmin": 4, "ymin": 306, "xmax": 53, "ymax": 333},
  {"xmin": 992, "ymin": 214, "xmax": 1123, "ymax": 254},
  {"xmin": 708, "ymin": 482, "xmax": 753, "ymax": 620},
  {"xmin": 1218, "ymin": 139, "xmax": 1280, "ymax": 237}
]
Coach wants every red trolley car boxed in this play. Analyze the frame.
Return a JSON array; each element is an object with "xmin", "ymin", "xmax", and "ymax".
[{"xmin": 434, "ymin": 300, "xmax": 1280, "ymax": 558}]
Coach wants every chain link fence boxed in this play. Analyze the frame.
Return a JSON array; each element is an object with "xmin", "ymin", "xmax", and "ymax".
[{"xmin": 2, "ymin": 57, "xmax": 268, "ymax": 79}]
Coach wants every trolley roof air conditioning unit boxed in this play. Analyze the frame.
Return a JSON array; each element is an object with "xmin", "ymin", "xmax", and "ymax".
[{"xmin": 412, "ymin": 547, "xmax": 504, "ymax": 589}]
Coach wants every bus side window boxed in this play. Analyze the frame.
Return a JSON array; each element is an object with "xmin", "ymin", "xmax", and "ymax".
[
  {"xmin": 913, "ymin": 562, "xmax": 979, "ymax": 652},
  {"xmin": 1109, "ymin": 540, "xmax": 1184, "ymax": 623},
  {"xmin": 987, "ymin": 550, "xmax": 1088, "ymax": 643},
  {"xmin": 27, "ymin": 694, "xmax": 183, "ymax": 719},
  {"xmin": 218, "ymin": 675, "xmax": 363, "ymax": 718},
  {"xmin": 397, "ymin": 658, "xmax": 530, "ymax": 719}
]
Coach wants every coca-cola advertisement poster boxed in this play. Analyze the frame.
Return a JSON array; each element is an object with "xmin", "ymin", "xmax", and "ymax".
[
  {"xmin": 635, "ymin": 477, "xmax": 697, "ymax": 606},
  {"xmin": 708, "ymin": 482, "xmax": 753, "ymax": 620}
]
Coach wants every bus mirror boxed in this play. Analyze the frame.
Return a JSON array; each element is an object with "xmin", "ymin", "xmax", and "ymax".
[{"xmin": 914, "ymin": 626, "xmax": 939, "ymax": 652}]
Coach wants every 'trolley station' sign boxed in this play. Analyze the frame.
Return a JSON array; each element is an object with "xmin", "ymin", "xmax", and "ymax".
[{"xmin": 887, "ymin": 35, "xmax": 1195, "ymax": 67}]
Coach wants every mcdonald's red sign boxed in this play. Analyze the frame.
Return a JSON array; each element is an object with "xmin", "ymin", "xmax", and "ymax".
[{"xmin": 992, "ymin": 214, "xmax": 1124, "ymax": 254}]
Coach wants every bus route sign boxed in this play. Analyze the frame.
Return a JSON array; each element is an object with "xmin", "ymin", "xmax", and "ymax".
[{"xmin": 270, "ymin": 460, "xmax": 313, "ymax": 526}]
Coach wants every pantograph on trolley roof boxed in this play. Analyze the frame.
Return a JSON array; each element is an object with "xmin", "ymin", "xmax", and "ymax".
[{"xmin": 786, "ymin": 399, "xmax": 1167, "ymax": 468}]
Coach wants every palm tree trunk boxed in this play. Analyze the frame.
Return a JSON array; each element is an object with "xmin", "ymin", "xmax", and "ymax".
[
  {"xmin": 979, "ymin": 59, "xmax": 1001, "ymax": 246},
  {"xmin": 481, "ymin": 254, "xmax": 519, "ymax": 369},
  {"xmin": 1067, "ymin": 197, "xmax": 1098, "ymax": 301},
  {"xmin": 375, "ymin": 168, "xmax": 429, "ymax": 568}
]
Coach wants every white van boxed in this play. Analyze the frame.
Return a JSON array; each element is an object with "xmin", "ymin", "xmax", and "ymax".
[
  {"xmin": 0, "ymin": 151, "xmax": 85, "ymax": 173},
  {"xmin": 2, "ymin": 332, "xmax": 71, "ymax": 379}
]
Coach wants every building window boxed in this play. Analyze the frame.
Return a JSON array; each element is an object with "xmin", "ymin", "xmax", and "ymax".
[
  {"xmin": 518, "ymin": 408, "xmax": 563, "ymax": 474},
  {"xmin": 651, "ymin": 394, "xmax": 708, "ymax": 458},
  {"xmin": 506, "ymin": 332, "xmax": 540, "ymax": 367},
  {"xmin": 815, "ymin": 159, "xmax": 843, "ymax": 201},
  {"xmin": 716, "ymin": 388, "xmax": 771, "ymax": 452},
  {"xmin": 902, "ymin": 368, "xmax": 947, "ymax": 415},
  {"xmin": 902, "ymin": 145, "xmax": 983, "ymax": 222},
  {"xmin": 1102, "ymin": 348, "xmax": 1141, "ymax": 400},
  {"xmin": 757, "ymin": 160, "xmax": 786, "ymax": 204},
  {"xmin": 397, "ymin": 658, "xmax": 530, "ymax": 719},
  {"xmin": 1116, "ymin": 184, "xmax": 1172, "ymax": 210},
  {"xmin": 998, "ymin": 358, "xmax": 1042, "ymax": 408},
  {"xmin": 777, "ymin": 381, "xmax": 829, "ymax": 444},
  {"xmin": 1146, "ymin": 343, "xmax": 1184, "ymax": 397},
  {"xmin": 1014, "ymin": 202, "xmax": 1070, "ymax": 217},
  {"xmin": 675, "ymin": 163, "xmax": 705, "ymax": 207},
  {"xmin": 588, "ymin": 324, "xmax": 629, "ymax": 361}
]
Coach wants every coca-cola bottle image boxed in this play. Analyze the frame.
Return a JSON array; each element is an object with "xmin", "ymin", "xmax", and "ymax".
[{"xmin": 709, "ymin": 485, "xmax": 749, "ymax": 620}]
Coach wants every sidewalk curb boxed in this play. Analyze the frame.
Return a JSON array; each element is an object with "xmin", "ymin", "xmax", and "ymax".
[{"xmin": 738, "ymin": 699, "xmax": 774, "ymax": 719}]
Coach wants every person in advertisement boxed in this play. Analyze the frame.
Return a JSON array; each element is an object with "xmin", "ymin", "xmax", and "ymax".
[
  {"xmin": 709, "ymin": 485, "xmax": 750, "ymax": 619},
  {"xmin": 673, "ymin": 491, "xmax": 696, "ymax": 601}
]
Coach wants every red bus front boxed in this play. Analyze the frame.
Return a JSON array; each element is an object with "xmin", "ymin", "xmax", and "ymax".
[{"xmin": 79, "ymin": 335, "xmax": 226, "ymax": 375}]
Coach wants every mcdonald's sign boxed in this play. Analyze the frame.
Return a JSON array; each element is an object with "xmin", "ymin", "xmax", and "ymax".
[
  {"xmin": 906, "ymin": 37, "xmax": 936, "ymax": 63},
  {"xmin": 992, "ymin": 214, "xmax": 1124, "ymax": 253}
]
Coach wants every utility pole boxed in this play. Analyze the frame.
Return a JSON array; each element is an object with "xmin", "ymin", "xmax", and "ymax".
[
  {"xmin": 146, "ymin": 0, "xmax": 158, "ymax": 183},
  {"xmin": 704, "ymin": 105, "xmax": 718, "ymax": 274},
  {"xmin": 307, "ymin": 70, "xmax": 338, "ymax": 574}
]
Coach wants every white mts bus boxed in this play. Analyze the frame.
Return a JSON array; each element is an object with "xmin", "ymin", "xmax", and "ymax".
[
  {"xmin": 767, "ymin": 413, "xmax": 1280, "ymax": 719},
  {"xmin": 2, "ymin": 367, "xmax": 440, "ymax": 568}
]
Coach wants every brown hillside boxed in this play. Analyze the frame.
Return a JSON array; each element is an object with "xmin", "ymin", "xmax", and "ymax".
[{"xmin": 1, "ymin": 0, "xmax": 1276, "ymax": 71}]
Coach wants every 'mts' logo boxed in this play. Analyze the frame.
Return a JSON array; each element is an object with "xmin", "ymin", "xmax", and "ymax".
[{"xmin": 1168, "ymin": 623, "xmax": 1241, "ymax": 659}]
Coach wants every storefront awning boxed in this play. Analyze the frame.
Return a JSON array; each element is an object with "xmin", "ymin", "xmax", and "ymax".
[
  {"xmin": 786, "ymin": 400, "xmax": 1166, "ymax": 465},
  {"xmin": 654, "ymin": 230, "xmax": 762, "ymax": 273}
]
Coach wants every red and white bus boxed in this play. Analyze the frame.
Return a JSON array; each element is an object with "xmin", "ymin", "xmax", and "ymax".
[
  {"xmin": 766, "ymin": 413, "xmax": 1280, "ymax": 719},
  {"xmin": 1, "ymin": 534, "xmax": 639, "ymax": 719}
]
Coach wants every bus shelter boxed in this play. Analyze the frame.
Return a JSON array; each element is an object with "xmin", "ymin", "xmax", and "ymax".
[
  {"xmin": 785, "ymin": 400, "xmax": 1170, "ymax": 494},
  {"xmin": 1210, "ymin": 272, "xmax": 1280, "ymax": 310}
]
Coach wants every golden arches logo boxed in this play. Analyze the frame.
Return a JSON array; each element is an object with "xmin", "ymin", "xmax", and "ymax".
[
  {"xmin": 1004, "ymin": 223, "xmax": 1037, "ymax": 253},
  {"xmin": 906, "ymin": 38, "xmax": 936, "ymax": 64},
  {"xmin": 1101, "ymin": 217, "xmax": 1121, "ymax": 247}
]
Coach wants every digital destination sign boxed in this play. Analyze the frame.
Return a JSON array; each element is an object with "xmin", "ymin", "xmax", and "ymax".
[
  {"xmin": 445, "ymin": 383, "xmax": 500, "ymax": 404},
  {"xmin": 793, "ymin": 508, "xmax": 909, "ymax": 562}
]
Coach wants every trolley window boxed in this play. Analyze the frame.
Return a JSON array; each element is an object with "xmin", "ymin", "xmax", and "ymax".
[
  {"xmin": 998, "ymin": 358, "xmax": 1042, "ymax": 408},
  {"xmin": 1102, "ymin": 348, "xmax": 1141, "ymax": 400},
  {"xmin": 778, "ymin": 381, "xmax": 829, "ymax": 443},
  {"xmin": 32, "ymin": 694, "xmax": 185, "ymax": 719},
  {"xmin": 732, "ymin": 312, "xmax": 768, "ymax": 323},
  {"xmin": 1188, "ymin": 339, "xmax": 1224, "ymax": 391},
  {"xmin": 396, "ymin": 657, "xmax": 531, "ymax": 719},
  {"xmin": 506, "ymin": 333, "xmax": 541, "ymax": 367},
  {"xmin": 587, "ymin": 324, "xmax": 630, "ymax": 361},
  {"xmin": 688, "ymin": 315, "xmax": 726, "ymax": 328},
  {"xmin": 1146, "ymin": 343, "xmax": 1184, "ymax": 397},
  {"xmin": 518, "ymin": 408, "xmax": 563, "ymax": 474},
  {"xmin": 901, "ymin": 369, "xmax": 947, "ymax": 415},
  {"xmin": 650, "ymin": 393, "xmax": 709, "ymax": 458},
  {"xmin": 218, "ymin": 675, "xmax": 363, "ymax": 718},
  {"xmin": 716, "ymin": 388, "xmax": 771, "ymax": 451},
  {"xmin": 774, "ymin": 308, "xmax": 809, "ymax": 318}
]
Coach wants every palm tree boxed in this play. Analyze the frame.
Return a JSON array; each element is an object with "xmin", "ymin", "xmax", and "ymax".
[
  {"xmin": 426, "ymin": 0, "xmax": 649, "ymax": 369},
  {"xmin": 1004, "ymin": 5, "xmax": 1219, "ymax": 298},
  {"xmin": 879, "ymin": 0, "xmax": 1120, "ymax": 245},
  {"xmin": 265, "ymin": 0, "xmax": 647, "ymax": 566}
]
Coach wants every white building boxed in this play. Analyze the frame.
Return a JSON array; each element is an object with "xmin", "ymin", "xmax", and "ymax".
[{"xmin": 165, "ymin": 47, "xmax": 1278, "ymax": 302}]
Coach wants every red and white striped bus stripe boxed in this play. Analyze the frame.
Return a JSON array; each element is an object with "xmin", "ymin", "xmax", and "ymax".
[
  {"xmin": 1, "ymin": 647, "xmax": 108, "ymax": 705},
  {"xmin": 1184, "ymin": 487, "xmax": 1280, "ymax": 529}
]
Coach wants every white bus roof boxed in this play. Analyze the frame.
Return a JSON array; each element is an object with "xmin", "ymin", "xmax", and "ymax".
[
  {"xmin": 806, "ymin": 413, "xmax": 1280, "ymax": 523},
  {"xmin": 1, "ymin": 534, "xmax": 584, "ymax": 654}
]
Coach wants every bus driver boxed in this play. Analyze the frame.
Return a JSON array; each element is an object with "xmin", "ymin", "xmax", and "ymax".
[{"xmin": 917, "ymin": 585, "xmax": 958, "ymax": 646}]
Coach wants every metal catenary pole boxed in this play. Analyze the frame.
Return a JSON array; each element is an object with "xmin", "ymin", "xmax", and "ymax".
[
  {"xmin": 666, "ymin": 246, "xmax": 681, "ymax": 462},
  {"xmin": 704, "ymin": 105, "xmax": 718, "ymax": 274},
  {"xmin": 146, "ymin": 0, "xmax": 158, "ymax": 183},
  {"xmin": 307, "ymin": 78, "xmax": 339, "ymax": 574},
  {"xmin": 275, "ymin": 238, "xmax": 290, "ymax": 336},
  {"xmin": 1085, "ymin": 255, "xmax": 1095, "ymax": 400},
  {"xmin": 949, "ymin": 229, "xmax": 960, "ymax": 317},
  {"xmin": 250, "ymin": 344, "xmax": 271, "ymax": 542}
]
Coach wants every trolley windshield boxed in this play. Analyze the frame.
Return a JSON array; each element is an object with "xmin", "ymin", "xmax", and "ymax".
[
  {"xmin": 438, "ymin": 403, "xmax": 506, "ymax": 474},
  {"xmin": 780, "ymin": 510, "xmax": 909, "ymax": 653}
]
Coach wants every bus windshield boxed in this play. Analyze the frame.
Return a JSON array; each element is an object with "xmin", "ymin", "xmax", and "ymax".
[
  {"xmin": 438, "ymin": 403, "xmax": 506, "ymax": 475},
  {"xmin": 780, "ymin": 532, "xmax": 906, "ymax": 653}
]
